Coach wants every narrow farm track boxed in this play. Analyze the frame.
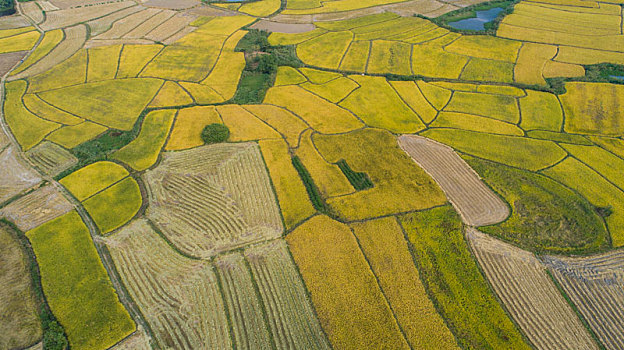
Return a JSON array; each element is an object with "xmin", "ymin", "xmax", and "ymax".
[
  {"xmin": 542, "ymin": 251, "xmax": 624, "ymax": 349},
  {"xmin": 398, "ymin": 134, "xmax": 509, "ymax": 226},
  {"xmin": 467, "ymin": 228, "xmax": 598, "ymax": 350}
]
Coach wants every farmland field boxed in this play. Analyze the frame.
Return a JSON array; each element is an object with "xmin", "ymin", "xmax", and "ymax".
[{"xmin": 1, "ymin": 0, "xmax": 623, "ymax": 348}]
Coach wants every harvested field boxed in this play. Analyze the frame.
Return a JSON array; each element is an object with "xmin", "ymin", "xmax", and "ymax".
[
  {"xmin": 162, "ymin": 26, "xmax": 196, "ymax": 45},
  {"xmin": 40, "ymin": 1, "xmax": 136, "ymax": 30},
  {"xmin": 144, "ymin": 143, "xmax": 283, "ymax": 258},
  {"xmin": 0, "ymin": 15, "xmax": 30, "ymax": 29},
  {"xmin": 24, "ymin": 141, "xmax": 78, "ymax": 177},
  {"xmin": 398, "ymin": 135, "xmax": 508, "ymax": 226},
  {"xmin": 351, "ymin": 217, "xmax": 458, "ymax": 349},
  {"xmin": 287, "ymin": 215, "xmax": 410, "ymax": 350},
  {"xmin": 11, "ymin": 24, "xmax": 87, "ymax": 81},
  {"xmin": 467, "ymin": 228, "xmax": 599, "ymax": 350},
  {"xmin": 143, "ymin": 0, "xmax": 199, "ymax": 9},
  {"xmin": 250, "ymin": 20, "xmax": 315, "ymax": 33},
  {"xmin": 0, "ymin": 146, "xmax": 41, "ymax": 204},
  {"xmin": 106, "ymin": 219, "xmax": 231, "ymax": 349},
  {"xmin": 243, "ymin": 240, "xmax": 331, "ymax": 349},
  {"xmin": 0, "ymin": 184, "xmax": 72, "ymax": 232},
  {"xmin": 542, "ymin": 250, "xmax": 624, "ymax": 349},
  {"xmin": 0, "ymin": 51, "xmax": 26, "ymax": 76},
  {"xmin": 144, "ymin": 13, "xmax": 196, "ymax": 42},
  {"xmin": 26, "ymin": 211, "xmax": 135, "ymax": 350},
  {"xmin": 214, "ymin": 252, "xmax": 273, "ymax": 349},
  {"xmin": 0, "ymin": 224, "xmax": 42, "ymax": 350},
  {"xmin": 19, "ymin": 2, "xmax": 44, "ymax": 24},
  {"xmin": 96, "ymin": 8, "xmax": 162, "ymax": 40},
  {"xmin": 123, "ymin": 9, "xmax": 175, "ymax": 39},
  {"xmin": 87, "ymin": 6, "xmax": 144, "ymax": 36},
  {"xmin": 109, "ymin": 327, "xmax": 151, "ymax": 350}
]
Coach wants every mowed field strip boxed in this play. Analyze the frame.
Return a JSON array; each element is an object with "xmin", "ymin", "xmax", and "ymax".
[
  {"xmin": 106, "ymin": 219, "xmax": 329, "ymax": 349},
  {"xmin": 542, "ymin": 250, "xmax": 624, "ymax": 349},
  {"xmin": 398, "ymin": 135, "xmax": 509, "ymax": 226},
  {"xmin": 144, "ymin": 143, "xmax": 283, "ymax": 258},
  {"xmin": 467, "ymin": 228, "xmax": 598, "ymax": 350}
]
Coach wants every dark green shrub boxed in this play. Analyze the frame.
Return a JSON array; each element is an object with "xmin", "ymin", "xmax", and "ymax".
[
  {"xmin": 201, "ymin": 124, "xmax": 230, "ymax": 144},
  {"xmin": 292, "ymin": 156, "xmax": 327, "ymax": 213}
]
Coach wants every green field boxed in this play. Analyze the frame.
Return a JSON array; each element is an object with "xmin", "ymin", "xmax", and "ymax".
[
  {"xmin": 400, "ymin": 206, "xmax": 531, "ymax": 350},
  {"xmin": 26, "ymin": 211, "xmax": 135, "ymax": 350}
]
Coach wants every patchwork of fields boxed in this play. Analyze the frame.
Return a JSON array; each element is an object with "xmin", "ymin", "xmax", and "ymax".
[{"xmin": 1, "ymin": 0, "xmax": 623, "ymax": 348}]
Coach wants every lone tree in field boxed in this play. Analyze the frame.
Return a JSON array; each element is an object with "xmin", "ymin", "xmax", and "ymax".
[{"xmin": 201, "ymin": 124, "xmax": 230, "ymax": 145}]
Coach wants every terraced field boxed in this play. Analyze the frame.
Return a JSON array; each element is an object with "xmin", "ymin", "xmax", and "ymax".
[{"xmin": 2, "ymin": 0, "xmax": 624, "ymax": 348}]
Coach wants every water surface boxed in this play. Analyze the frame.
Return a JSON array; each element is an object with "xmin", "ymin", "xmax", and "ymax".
[{"xmin": 448, "ymin": 7, "xmax": 504, "ymax": 31}]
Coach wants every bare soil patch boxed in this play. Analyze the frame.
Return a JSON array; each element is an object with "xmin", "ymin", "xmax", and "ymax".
[
  {"xmin": 1, "ymin": 184, "xmax": 73, "ymax": 231},
  {"xmin": 0, "ymin": 51, "xmax": 27, "ymax": 76},
  {"xmin": 0, "ymin": 146, "xmax": 41, "ymax": 205},
  {"xmin": 250, "ymin": 20, "xmax": 315, "ymax": 33},
  {"xmin": 144, "ymin": 0, "xmax": 199, "ymax": 10}
]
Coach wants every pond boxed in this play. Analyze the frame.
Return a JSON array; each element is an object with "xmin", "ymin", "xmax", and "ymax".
[
  {"xmin": 448, "ymin": 7, "xmax": 504, "ymax": 31},
  {"xmin": 610, "ymin": 75, "xmax": 624, "ymax": 81}
]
